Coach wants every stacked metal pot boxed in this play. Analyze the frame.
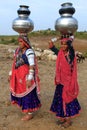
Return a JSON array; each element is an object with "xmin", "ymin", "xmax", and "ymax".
[
  {"xmin": 12, "ymin": 5, "xmax": 34, "ymax": 35},
  {"xmin": 12, "ymin": 3, "xmax": 78, "ymax": 37},
  {"xmin": 55, "ymin": 2, "xmax": 78, "ymax": 36}
]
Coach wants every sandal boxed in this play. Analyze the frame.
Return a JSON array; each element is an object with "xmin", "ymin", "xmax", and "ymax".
[
  {"xmin": 21, "ymin": 114, "xmax": 33, "ymax": 121},
  {"xmin": 57, "ymin": 119, "xmax": 66, "ymax": 125},
  {"xmin": 61, "ymin": 121, "xmax": 72, "ymax": 128}
]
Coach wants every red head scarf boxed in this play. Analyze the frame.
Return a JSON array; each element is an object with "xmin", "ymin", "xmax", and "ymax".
[
  {"xmin": 18, "ymin": 35, "xmax": 31, "ymax": 48},
  {"xmin": 61, "ymin": 38, "xmax": 70, "ymax": 43},
  {"xmin": 55, "ymin": 49, "xmax": 79, "ymax": 104}
]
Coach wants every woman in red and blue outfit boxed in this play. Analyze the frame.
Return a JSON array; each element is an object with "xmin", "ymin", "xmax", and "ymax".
[
  {"xmin": 8, "ymin": 35, "xmax": 41, "ymax": 121},
  {"xmin": 49, "ymin": 37, "xmax": 81, "ymax": 128}
]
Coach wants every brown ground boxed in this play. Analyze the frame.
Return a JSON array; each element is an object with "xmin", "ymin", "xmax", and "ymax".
[{"xmin": 0, "ymin": 37, "xmax": 87, "ymax": 130}]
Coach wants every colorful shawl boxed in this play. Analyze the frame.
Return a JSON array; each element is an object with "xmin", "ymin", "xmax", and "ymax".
[
  {"xmin": 10, "ymin": 48, "xmax": 40, "ymax": 97},
  {"xmin": 55, "ymin": 49, "xmax": 79, "ymax": 104}
]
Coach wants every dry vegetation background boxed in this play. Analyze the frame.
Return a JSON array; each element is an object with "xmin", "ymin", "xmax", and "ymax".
[{"xmin": 0, "ymin": 36, "xmax": 87, "ymax": 130}]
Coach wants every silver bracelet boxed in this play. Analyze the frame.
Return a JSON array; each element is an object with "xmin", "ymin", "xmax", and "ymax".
[
  {"xmin": 51, "ymin": 37, "xmax": 57, "ymax": 42},
  {"xmin": 27, "ymin": 69, "xmax": 34, "ymax": 80}
]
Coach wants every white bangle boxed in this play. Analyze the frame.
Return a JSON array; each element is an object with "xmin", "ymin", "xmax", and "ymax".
[
  {"xmin": 28, "ymin": 112, "xmax": 33, "ymax": 115},
  {"xmin": 51, "ymin": 37, "xmax": 57, "ymax": 42},
  {"xmin": 27, "ymin": 74, "xmax": 34, "ymax": 80},
  {"xmin": 9, "ymin": 71, "xmax": 12, "ymax": 76},
  {"xmin": 27, "ymin": 69, "xmax": 34, "ymax": 80},
  {"xmin": 30, "ymin": 69, "xmax": 34, "ymax": 73}
]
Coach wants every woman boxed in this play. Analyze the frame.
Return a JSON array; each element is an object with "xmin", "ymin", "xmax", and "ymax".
[
  {"xmin": 8, "ymin": 35, "xmax": 41, "ymax": 121},
  {"xmin": 49, "ymin": 38, "xmax": 81, "ymax": 128}
]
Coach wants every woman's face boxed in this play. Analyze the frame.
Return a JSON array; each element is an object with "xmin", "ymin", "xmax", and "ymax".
[
  {"xmin": 18, "ymin": 39, "xmax": 25, "ymax": 49},
  {"xmin": 61, "ymin": 41, "xmax": 68, "ymax": 52}
]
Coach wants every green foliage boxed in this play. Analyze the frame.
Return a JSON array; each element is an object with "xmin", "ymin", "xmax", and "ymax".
[
  {"xmin": 0, "ymin": 36, "xmax": 18, "ymax": 45},
  {"xmin": 28, "ymin": 29, "xmax": 59, "ymax": 37},
  {"xmin": 29, "ymin": 30, "xmax": 87, "ymax": 40},
  {"xmin": 0, "ymin": 30, "xmax": 87, "ymax": 45},
  {"xmin": 74, "ymin": 31, "xmax": 87, "ymax": 40}
]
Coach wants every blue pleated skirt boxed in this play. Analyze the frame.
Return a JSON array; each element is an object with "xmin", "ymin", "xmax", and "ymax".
[
  {"xmin": 50, "ymin": 84, "xmax": 81, "ymax": 118},
  {"xmin": 11, "ymin": 87, "xmax": 41, "ymax": 113}
]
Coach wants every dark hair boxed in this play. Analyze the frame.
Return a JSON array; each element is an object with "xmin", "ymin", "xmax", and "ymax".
[{"xmin": 66, "ymin": 40, "xmax": 75, "ymax": 63}]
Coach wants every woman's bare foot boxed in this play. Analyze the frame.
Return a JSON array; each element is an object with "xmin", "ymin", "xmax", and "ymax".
[{"xmin": 21, "ymin": 114, "xmax": 33, "ymax": 121}]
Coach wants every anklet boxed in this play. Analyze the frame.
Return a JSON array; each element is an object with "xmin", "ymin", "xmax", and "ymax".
[{"xmin": 28, "ymin": 112, "xmax": 33, "ymax": 115}]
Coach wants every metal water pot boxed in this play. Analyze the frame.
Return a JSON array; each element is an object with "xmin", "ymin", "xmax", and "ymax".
[
  {"xmin": 55, "ymin": 2, "xmax": 78, "ymax": 34},
  {"xmin": 12, "ymin": 5, "xmax": 34, "ymax": 34}
]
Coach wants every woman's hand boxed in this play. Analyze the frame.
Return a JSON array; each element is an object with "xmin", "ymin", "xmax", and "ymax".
[
  {"xmin": 8, "ymin": 70, "xmax": 12, "ymax": 82},
  {"xmin": 55, "ymin": 77, "xmax": 60, "ymax": 85},
  {"xmin": 48, "ymin": 40, "xmax": 54, "ymax": 49},
  {"xmin": 26, "ymin": 80, "xmax": 32, "ymax": 88},
  {"xmin": 8, "ymin": 76, "xmax": 11, "ymax": 82}
]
